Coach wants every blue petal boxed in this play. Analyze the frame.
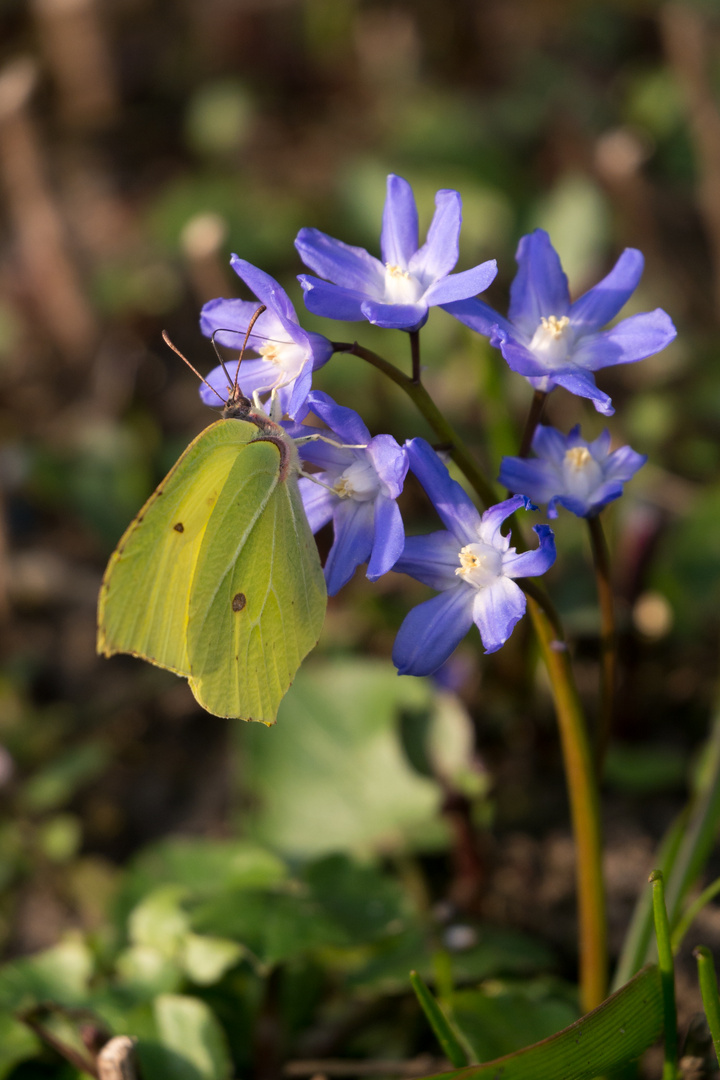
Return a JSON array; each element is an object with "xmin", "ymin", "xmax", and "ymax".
[
  {"xmin": 305, "ymin": 329, "xmax": 334, "ymax": 369},
  {"xmin": 380, "ymin": 174, "xmax": 419, "ymax": 268},
  {"xmin": 549, "ymin": 368, "xmax": 615, "ymax": 415},
  {"xmin": 393, "ymin": 531, "xmax": 464, "ymax": 590},
  {"xmin": 392, "ymin": 586, "xmax": 474, "ymax": 677},
  {"xmin": 497, "ymin": 336, "xmax": 553, "ymax": 377},
  {"xmin": 442, "ymin": 296, "xmax": 515, "ymax": 340},
  {"xmin": 298, "ymin": 276, "xmax": 369, "ymax": 321},
  {"xmin": 406, "ymin": 438, "xmax": 485, "ymax": 543},
  {"xmin": 295, "ymin": 228, "xmax": 384, "ymax": 293},
  {"xmin": 503, "ymin": 523, "xmax": 556, "ymax": 579},
  {"xmin": 498, "ymin": 456, "xmax": 558, "ymax": 505},
  {"xmin": 366, "ymin": 434, "xmax": 409, "ymax": 499},
  {"xmin": 568, "ymin": 248, "xmax": 644, "ymax": 332},
  {"xmin": 359, "ymin": 299, "xmax": 428, "ymax": 330},
  {"xmin": 472, "ymin": 577, "xmax": 526, "ymax": 654},
  {"xmin": 298, "ymin": 476, "xmax": 336, "ymax": 533},
  {"xmin": 604, "ymin": 444, "xmax": 647, "ymax": 482},
  {"xmin": 572, "ymin": 309, "xmax": 677, "ymax": 371},
  {"xmin": 531, "ymin": 424, "xmax": 571, "ymax": 464},
  {"xmin": 200, "ymin": 297, "xmax": 287, "ymax": 350},
  {"xmin": 287, "ymin": 362, "xmax": 313, "ymax": 420},
  {"xmin": 198, "ymin": 357, "xmax": 275, "ymax": 407},
  {"xmin": 325, "ymin": 499, "xmax": 374, "ymax": 596},
  {"xmin": 424, "ymin": 260, "xmax": 498, "ymax": 306},
  {"xmin": 508, "ymin": 230, "xmax": 570, "ymax": 340},
  {"xmin": 230, "ymin": 256, "xmax": 298, "ymax": 324},
  {"xmin": 306, "ymin": 390, "xmax": 372, "ymax": 445},
  {"xmin": 409, "ymin": 189, "xmax": 461, "ymax": 281},
  {"xmin": 198, "ymin": 363, "xmax": 234, "ymax": 407},
  {"xmin": 476, "ymin": 495, "xmax": 528, "ymax": 548},
  {"xmin": 366, "ymin": 496, "xmax": 405, "ymax": 580}
]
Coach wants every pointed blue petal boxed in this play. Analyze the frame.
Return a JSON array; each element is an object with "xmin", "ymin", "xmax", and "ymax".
[
  {"xmin": 406, "ymin": 438, "xmax": 485, "ymax": 543},
  {"xmin": 298, "ymin": 276, "xmax": 369, "ymax": 321},
  {"xmin": 549, "ymin": 368, "xmax": 615, "ymax": 415},
  {"xmin": 298, "ymin": 476, "xmax": 336, "ymax": 533},
  {"xmin": 295, "ymin": 228, "xmax": 384, "ymax": 292},
  {"xmin": 393, "ymin": 586, "xmax": 474, "ymax": 676},
  {"xmin": 508, "ymin": 230, "xmax": 570, "ymax": 340},
  {"xmin": 503, "ymin": 523, "xmax": 556, "ymax": 579},
  {"xmin": 366, "ymin": 434, "xmax": 409, "ymax": 499},
  {"xmin": 229, "ymin": 256, "xmax": 298, "ymax": 324},
  {"xmin": 359, "ymin": 299, "xmax": 428, "ymax": 330},
  {"xmin": 424, "ymin": 260, "xmax": 498, "ymax": 305},
  {"xmin": 325, "ymin": 499, "xmax": 374, "ymax": 596},
  {"xmin": 569, "ymin": 248, "xmax": 644, "ymax": 331},
  {"xmin": 306, "ymin": 390, "xmax": 372, "ymax": 444},
  {"xmin": 572, "ymin": 309, "xmax": 677, "ymax": 371},
  {"xmin": 477, "ymin": 495, "xmax": 528, "ymax": 548},
  {"xmin": 367, "ymin": 496, "xmax": 405, "ymax": 580},
  {"xmin": 531, "ymin": 424, "xmax": 571, "ymax": 464},
  {"xmin": 200, "ymin": 297, "xmax": 287, "ymax": 350},
  {"xmin": 442, "ymin": 296, "xmax": 515, "ymax": 340},
  {"xmin": 409, "ymin": 189, "xmax": 461, "ymax": 281},
  {"xmin": 473, "ymin": 577, "xmax": 527, "ymax": 653},
  {"xmin": 498, "ymin": 456, "xmax": 559, "ymax": 505},
  {"xmin": 393, "ymin": 531, "xmax": 463, "ymax": 590},
  {"xmin": 380, "ymin": 174, "xmax": 419, "ymax": 267}
]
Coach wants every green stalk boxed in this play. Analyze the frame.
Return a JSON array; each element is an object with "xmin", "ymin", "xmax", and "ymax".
[
  {"xmin": 526, "ymin": 596, "xmax": 607, "ymax": 1013},
  {"xmin": 650, "ymin": 870, "xmax": 679, "ymax": 1080},
  {"xmin": 587, "ymin": 514, "xmax": 616, "ymax": 772},
  {"xmin": 517, "ymin": 389, "xmax": 547, "ymax": 458},
  {"xmin": 672, "ymin": 876, "xmax": 720, "ymax": 952},
  {"xmin": 332, "ymin": 341, "xmax": 498, "ymax": 508},
  {"xmin": 410, "ymin": 970, "xmax": 470, "ymax": 1068},
  {"xmin": 694, "ymin": 946, "xmax": 720, "ymax": 1067}
]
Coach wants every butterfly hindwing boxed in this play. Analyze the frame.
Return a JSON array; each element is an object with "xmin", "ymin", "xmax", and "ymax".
[
  {"xmin": 97, "ymin": 419, "xmax": 259, "ymax": 675},
  {"xmin": 186, "ymin": 436, "xmax": 327, "ymax": 723}
]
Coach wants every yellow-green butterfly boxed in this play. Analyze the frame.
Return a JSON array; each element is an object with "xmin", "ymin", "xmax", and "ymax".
[{"xmin": 97, "ymin": 322, "xmax": 327, "ymax": 725}]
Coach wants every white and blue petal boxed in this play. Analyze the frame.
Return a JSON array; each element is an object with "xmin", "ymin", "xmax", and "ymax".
[
  {"xmin": 380, "ymin": 174, "xmax": 419, "ymax": 268},
  {"xmin": 298, "ymin": 277, "xmax": 372, "ymax": 322},
  {"xmin": 393, "ymin": 531, "xmax": 463, "ymax": 591},
  {"xmin": 424, "ymin": 260, "xmax": 498, "ymax": 306},
  {"xmin": 324, "ymin": 499, "xmax": 375, "ymax": 596},
  {"xmin": 442, "ymin": 296, "xmax": 516, "ymax": 341},
  {"xmin": 502, "ymin": 524, "xmax": 556, "ymax": 579},
  {"xmin": 306, "ymin": 391, "xmax": 372, "ymax": 445},
  {"xmin": 508, "ymin": 230, "xmax": 570, "ymax": 340},
  {"xmin": 366, "ymin": 434, "xmax": 409, "ymax": 499},
  {"xmin": 359, "ymin": 298, "xmax": 429, "ymax": 331},
  {"xmin": 295, "ymin": 228, "xmax": 385, "ymax": 294},
  {"xmin": 297, "ymin": 475, "xmax": 336, "ymax": 533},
  {"xmin": 476, "ymin": 495, "xmax": 529, "ymax": 549},
  {"xmin": 472, "ymin": 577, "xmax": 527, "ymax": 654}
]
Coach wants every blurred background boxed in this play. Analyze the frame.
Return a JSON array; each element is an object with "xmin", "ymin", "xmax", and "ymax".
[{"xmin": 2, "ymin": 0, "xmax": 720, "ymax": 1075}]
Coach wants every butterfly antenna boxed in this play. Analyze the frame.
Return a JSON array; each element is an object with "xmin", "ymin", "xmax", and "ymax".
[{"xmin": 161, "ymin": 331, "xmax": 226, "ymax": 405}]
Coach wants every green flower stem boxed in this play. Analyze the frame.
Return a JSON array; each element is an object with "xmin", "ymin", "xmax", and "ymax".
[
  {"xmin": 409, "ymin": 328, "xmax": 421, "ymax": 384},
  {"xmin": 410, "ymin": 969, "xmax": 470, "ymax": 1068},
  {"xmin": 694, "ymin": 946, "xmax": 720, "ymax": 1066},
  {"xmin": 518, "ymin": 389, "xmax": 547, "ymax": 458},
  {"xmin": 526, "ymin": 595, "xmax": 608, "ymax": 1014},
  {"xmin": 587, "ymin": 514, "xmax": 616, "ymax": 772},
  {"xmin": 332, "ymin": 341, "xmax": 497, "ymax": 507},
  {"xmin": 650, "ymin": 870, "xmax": 679, "ymax": 1080}
]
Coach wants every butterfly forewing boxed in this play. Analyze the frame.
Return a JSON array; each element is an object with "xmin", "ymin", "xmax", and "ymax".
[
  {"xmin": 97, "ymin": 419, "xmax": 258, "ymax": 674},
  {"xmin": 186, "ymin": 436, "xmax": 327, "ymax": 723}
]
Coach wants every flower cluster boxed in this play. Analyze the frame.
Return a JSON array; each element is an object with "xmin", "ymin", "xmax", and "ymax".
[{"xmin": 198, "ymin": 173, "xmax": 674, "ymax": 676}]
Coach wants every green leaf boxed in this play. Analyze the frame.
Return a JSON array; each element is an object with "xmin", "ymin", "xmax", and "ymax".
[
  {"xmin": 150, "ymin": 994, "xmax": 232, "ymax": 1080},
  {"xmin": 0, "ymin": 1013, "xmax": 40, "ymax": 1079},
  {"xmin": 450, "ymin": 982, "xmax": 577, "ymax": 1062},
  {"xmin": 181, "ymin": 934, "xmax": 244, "ymax": 986},
  {"xmin": 410, "ymin": 970, "xmax": 469, "ymax": 1068},
  {"xmin": 419, "ymin": 965, "xmax": 663, "ymax": 1080},
  {"xmin": 0, "ymin": 934, "xmax": 93, "ymax": 1010},
  {"xmin": 128, "ymin": 885, "xmax": 191, "ymax": 954},
  {"xmin": 240, "ymin": 660, "xmax": 445, "ymax": 856}
]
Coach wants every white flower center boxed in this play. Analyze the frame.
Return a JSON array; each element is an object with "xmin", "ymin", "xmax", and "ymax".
[
  {"xmin": 529, "ymin": 314, "xmax": 572, "ymax": 365},
  {"xmin": 454, "ymin": 541, "xmax": 503, "ymax": 589},
  {"xmin": 561, "ymin": 445, "xmax": 603, "ymax": 499},
  {"xmin": 258, "ymin": 340, "xmax": 306, "ymax": 380},
  {"xmin": 333, "ymin": 458, "xmax": 380, "ymax": 502},
  {"xmin": 384, "ymin": 263, "xmax": 424, "ymax": 305}
]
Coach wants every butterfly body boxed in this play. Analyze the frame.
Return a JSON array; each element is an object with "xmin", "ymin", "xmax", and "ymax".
[{"xmin": 97, "ymin": 402, "xmax": 327, "ymax": 724}]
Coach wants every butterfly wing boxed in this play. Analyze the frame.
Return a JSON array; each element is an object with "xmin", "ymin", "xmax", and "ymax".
[
  {"xmin": 97, "ymin": 419, "xmax": 258, "ymax": 674},
  {"xmin": 186, "ymin": 435, "xmax": 327, "ymax": 724}
]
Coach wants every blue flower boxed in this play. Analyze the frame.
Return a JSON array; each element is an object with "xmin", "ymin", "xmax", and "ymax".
[
  {"xmin": 392, "ymin": 439, "xmax": 556, "ymax": 676},
  {"xmin": 443, "ymin": 229, "xmax": 676, "ymax": 416},
  {"xmin": 199, "ymin": 257, "xmax": 333, "ymax": 420},
  {"xmin": 499, "ymin": 424, "xmax": 647, "ymax": 519},
  {"xmin": 286, "ymin": 392, "xmax": 409, "ymax": 596},
  {"xmin": 295, "ymin": 174, "xmax": 497, "ymax": 332}
]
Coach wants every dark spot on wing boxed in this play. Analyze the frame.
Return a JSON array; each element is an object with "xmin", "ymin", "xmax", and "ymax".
[
  {"xmin": 173, "ymin": 522, "xmax": 184, "ymax": 532},
  {"xmin": 232, "ymin": 593, "xmax": 246, "ymax": 612}
]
